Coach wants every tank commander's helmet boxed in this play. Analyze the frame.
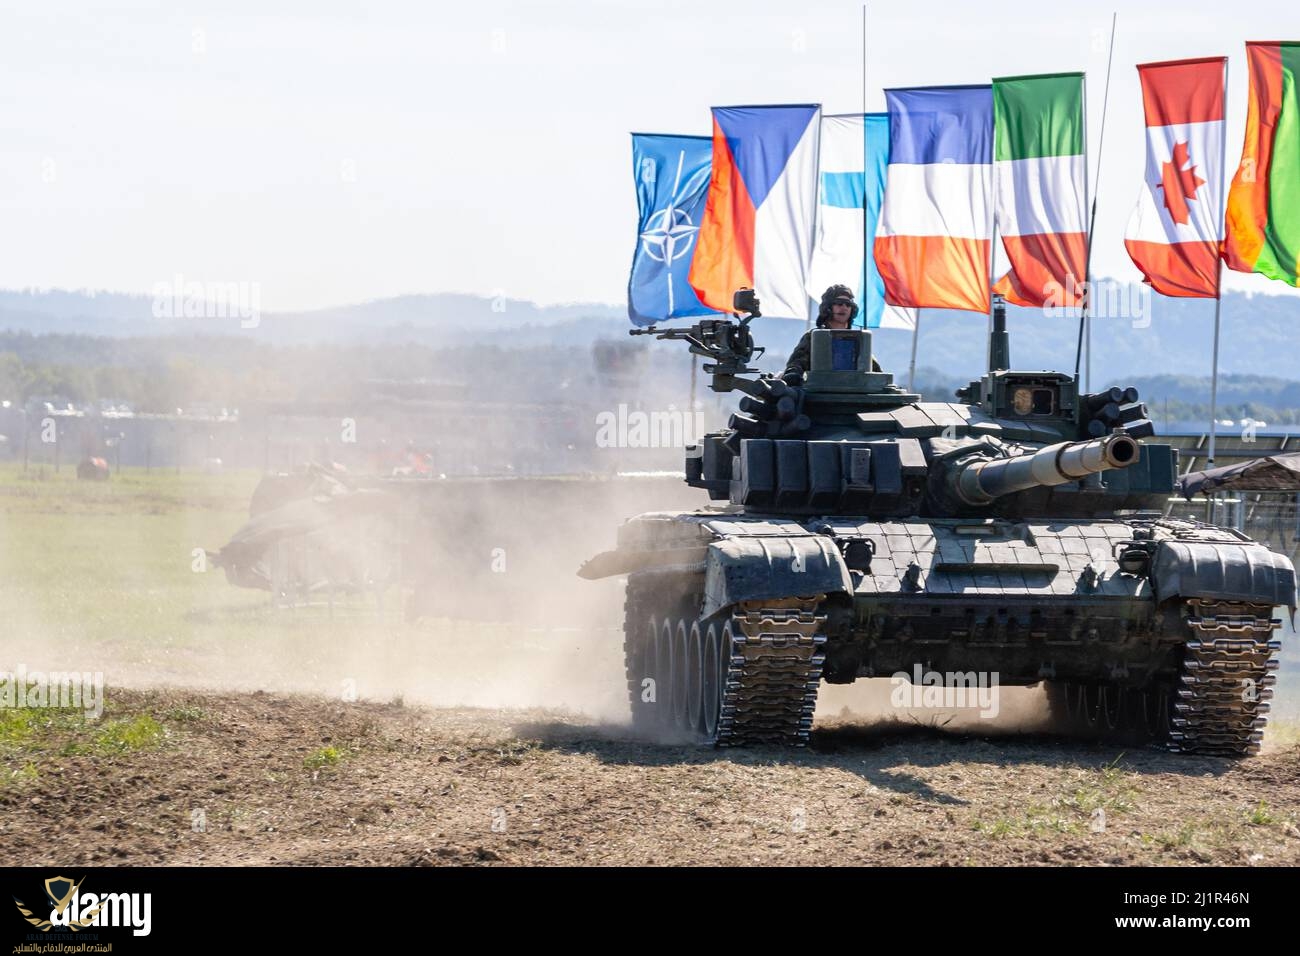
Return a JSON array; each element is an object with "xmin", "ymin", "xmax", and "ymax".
[{"xmin": 816, "ymin": 284, "xmax": 860, "ymax": 328}]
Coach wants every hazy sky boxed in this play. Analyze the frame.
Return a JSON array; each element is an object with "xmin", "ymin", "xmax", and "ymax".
[{"xmin": 1, "ymin": 0, "xmax": 1298, "ymax": 310}]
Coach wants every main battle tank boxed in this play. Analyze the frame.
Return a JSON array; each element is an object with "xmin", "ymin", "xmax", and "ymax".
[{"xmin": 580, "ymin": 292, "xmax": 1297, "ymax": 756}]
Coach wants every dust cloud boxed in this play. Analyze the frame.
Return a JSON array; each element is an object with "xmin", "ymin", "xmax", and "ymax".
[
  {"xmin": 2, "ymin": 470, "xmax": 1296, "ymax": 748},
  {"xmin": 0, "ymin": 473, "xmax": 701, "ymax": 725}
]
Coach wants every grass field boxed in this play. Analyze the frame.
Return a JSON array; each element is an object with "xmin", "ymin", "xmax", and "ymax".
[
  {"xmin": 0, "ymin": 463, "xmax": 278, "ymax": 665},
  {"xmin": 0, "ymin": 462, "xmax": 633, "ymax": 716}
]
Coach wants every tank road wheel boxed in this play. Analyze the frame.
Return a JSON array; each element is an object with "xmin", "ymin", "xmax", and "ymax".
[
  {"xmin": 1043, "ymin": 681, "xmax": 1070, "ymax": 729},
  {"xmin": 1133, "ymin": 680, "xmax": 1174, "ymax": 738},
  {"xmin": 1080, "ymin": 683, "xmax": 1103, "ymax": 728},
  {"xmin": 622, "ymin": 572, "xmax": 703, "ymax": 740},
  {"xmin": 1153, "ymin": 683, "xmax": 1174, "ymax": 735},
  {"xmin": 655, "ymin": 616, "xmax": 676, "ymax": 728},
  {"xmin": 671, "ymin": 615, "xmax": 722, "ymax": 742},
  {"xmin": 1100, "ymin": 686, "xmax": 1124, "ymax": 731},
  {"xmin": 625, "ymin": 611, "xmax": 672, "ymax": 736},
  {"xmin": 1044, "ymin": 680, "xmax": 1082, "ymax": 731},
  {"xmin": 1062, "ymin": 682, "xmax": 1081, "ymax": 723},
  {"xmin": 1123, "ymin": 686, "xmax": 1149, "ymax": 734},
  {"xmin": 671, "ymin": 617, "xmax": 691, "ymax": 732},
  {"xmin": 1045, "ymin": 680, "xmax": 1152, "ymax": 741},
  {"xmin": 700, "ymin": 621, "xmax": 723, "ymax": 740},
  {"xmin": 1120, "ymin": 685, "xmax": 1154, "ymax": 736},
  {"xmin": 686, "ymin": 621, "xmax": 705, "ymax": 733},
  {"xmin": 621, "ymin": 581, "xmax": 658, "ymax": 733}
]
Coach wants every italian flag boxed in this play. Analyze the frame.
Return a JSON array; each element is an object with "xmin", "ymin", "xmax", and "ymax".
[
  {"xmin": 992, "ymin": 73, "xmax": 1088, "ymax": 308},
  {"xmin": 1224, "ymin": 42, "xmax": 1300, "ymax": 286},
  {"xmin": 1124, "ymin": 57, "xmax": 1226, "ymax": 298}
]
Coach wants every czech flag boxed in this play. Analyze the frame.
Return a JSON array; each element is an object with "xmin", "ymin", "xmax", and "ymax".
[
  {"xmin": 688, "ymin": 104, "xmax": 821, "ymax": 320},
  {"xmin": 874, "ymin": 85, "xmax": 994, "ymax": 314}
]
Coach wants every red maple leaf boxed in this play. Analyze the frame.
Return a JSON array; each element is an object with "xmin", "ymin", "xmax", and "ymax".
[{"xmin": 1157, "ymin": 140, "xmax": 1206, "ymax": 225}]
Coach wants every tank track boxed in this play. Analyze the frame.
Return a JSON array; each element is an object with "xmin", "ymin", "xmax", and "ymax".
[
  {"xmin": 1168, "ymin": 599, "xmax": 1282, "ymax": 756},
  {"xmin": 717, "ymin": 598, "xmax": 827, "ymax": 747},
  {"xmin": 1044, "ymin": 597, "xmax": 1283, "ymax": 756},
  {"xmin": 621, "ymin": 573, "xmax": 827, "ymax": 747}
]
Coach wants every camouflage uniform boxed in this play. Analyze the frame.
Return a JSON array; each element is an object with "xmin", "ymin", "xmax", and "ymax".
[{"xmin": 782, "ymin": 285, "xmax": 880, "ymax": 383}]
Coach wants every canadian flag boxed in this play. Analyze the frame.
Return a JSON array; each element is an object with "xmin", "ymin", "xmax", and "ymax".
[{"xmin": 1124, "ymin": 57, "xmax": 1227, "ymax": 298}]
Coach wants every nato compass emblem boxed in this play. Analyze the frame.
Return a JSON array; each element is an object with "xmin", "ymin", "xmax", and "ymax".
[
  {"xmin": 639, "ymin": 204, "xmax": 698, "ymax": 265},
  {"xmin": 14, "ymin": 876, "xmax": 104, "ymax": 932},
  {"xmin": 639, "ymin": 149, "xmax": 700, "ymax": 315}
]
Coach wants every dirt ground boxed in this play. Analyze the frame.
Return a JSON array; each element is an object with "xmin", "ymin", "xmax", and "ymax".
[
  {"xmin": 3, "ymin": 469, "xmax": 1298, "ymax": 867},
  {"xmin": 4, "ymin": 687, "xmax": 1298, "ymax": 867}
]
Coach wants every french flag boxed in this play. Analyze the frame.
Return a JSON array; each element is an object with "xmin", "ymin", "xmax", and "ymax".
[
  {"xmin": 874, "ymin": 86, "xmax": 994, "ymax": 313},
  {"xmin": 689, "ymin": 104, "xmax": 821, "ymax": 320}
]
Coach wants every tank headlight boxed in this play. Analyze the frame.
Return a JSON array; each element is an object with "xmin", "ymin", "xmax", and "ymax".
[
  {"xmin": 840, "ymin": 538, "xmax": 875, "ymax": 572},
  {"xmin": 1117, "ymin": 546, "xmax": 1151, "ymax": 576}
]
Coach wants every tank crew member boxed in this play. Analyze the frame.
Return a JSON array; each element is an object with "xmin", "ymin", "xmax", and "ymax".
[{"xmin": 781, "ymin": 284, "xmax": 881, "ymax": 385}]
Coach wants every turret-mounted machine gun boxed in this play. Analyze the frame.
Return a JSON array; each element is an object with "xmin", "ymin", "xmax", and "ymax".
[
  {"xmin": 633, "ymin": 288, "xmax": 921, "ymax": 445},
  {"xmin": 629, "ymin": 288, "xmax": 766, "ymax": 391}
]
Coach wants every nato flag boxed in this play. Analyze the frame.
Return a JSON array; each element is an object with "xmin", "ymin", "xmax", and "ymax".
[{"xmin": 628, "ymin": 133, "xmax": 721, "ymax": 325}]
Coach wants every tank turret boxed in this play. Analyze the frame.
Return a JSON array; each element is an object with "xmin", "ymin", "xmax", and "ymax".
[{"xmin": 638, "ymin": 291, "xmax": 1171, "ymax": 519}]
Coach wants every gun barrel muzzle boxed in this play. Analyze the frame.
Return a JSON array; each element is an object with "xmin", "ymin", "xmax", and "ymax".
[{"xmin": 956, "ymin": 432, "xmax": 1140, "ymax": 505}]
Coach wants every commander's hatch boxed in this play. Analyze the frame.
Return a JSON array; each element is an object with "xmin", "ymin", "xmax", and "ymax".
[{"xmin": 802, "ymin": 329, "xmax": 918, "ymax": 408}]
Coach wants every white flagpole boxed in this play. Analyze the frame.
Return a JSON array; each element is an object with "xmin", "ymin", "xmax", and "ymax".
[
  {"xmin": 861, "ymin": 3, "xmax": 869, "ymax": 327},
  {"xmin": 1077, "ymin": 12, "xmax": 1117, "ymax": 387},
  {"xmin": 1083, "ymin": 60, "xmax": 1091, "ymax": 394},
  {"xmin": 988, "ymin": 86, "xmax": 999, "ymax": 369},
  {"xmin": 1206, "ymin": 57, "xmax": 1230, "ymax": 521},
  {"xmin": 690, "ymin": 355, "xmax": 698, "ymax": 421},
  {"xmin": 1207, "ymin": 56, "xmax": 1230, "ymax": 470},
  {"xmin": 1207, "ymin": 297, "xmax": 1224, "ymax": 464},
  {"xmin": 808, "ymin": 120, "xmax": 826, "ymax": 329},
  {"xmin": 908, "ymin": 309, "xmax": 922, "ymax": 391},
  {"xmin": 1206, "ymin": 293, "xmax": 1224, "ymax": 522}
]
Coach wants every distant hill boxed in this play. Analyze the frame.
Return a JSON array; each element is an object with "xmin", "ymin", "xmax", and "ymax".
[
  {"xmin": 0, "ymin": 289, "xmax": 623, "ymax": 344},
  {"xmin": 0, "ymin": 283, "xmax": 1295, "ymax": 387}
]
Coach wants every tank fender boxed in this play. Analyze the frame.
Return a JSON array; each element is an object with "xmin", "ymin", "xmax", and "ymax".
[
  {"xmin": 1151, "ymin": 540, "xmax": 1297, "ymax": 610},
  {"xmin": 702, "ymin": 535, "xmax": 852, "ymax": 619}
]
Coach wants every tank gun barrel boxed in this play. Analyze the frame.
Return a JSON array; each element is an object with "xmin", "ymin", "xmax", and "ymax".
[{"xmin": 955, "ymin": 432, "xmax": 1140, "ymax": 505}]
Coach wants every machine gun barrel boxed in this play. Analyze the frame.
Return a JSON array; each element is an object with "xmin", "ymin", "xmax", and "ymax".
[
  {"xmin": 628, "ymin": 317, "xmax": 763, "ymax": 381},
  {"xmin": 629, "ymin": 325, "xmax": 694, "ymax": 341},
  {"xmin": 955, "ymin": 432, "xmax": 1140, "ymax": 505}
]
